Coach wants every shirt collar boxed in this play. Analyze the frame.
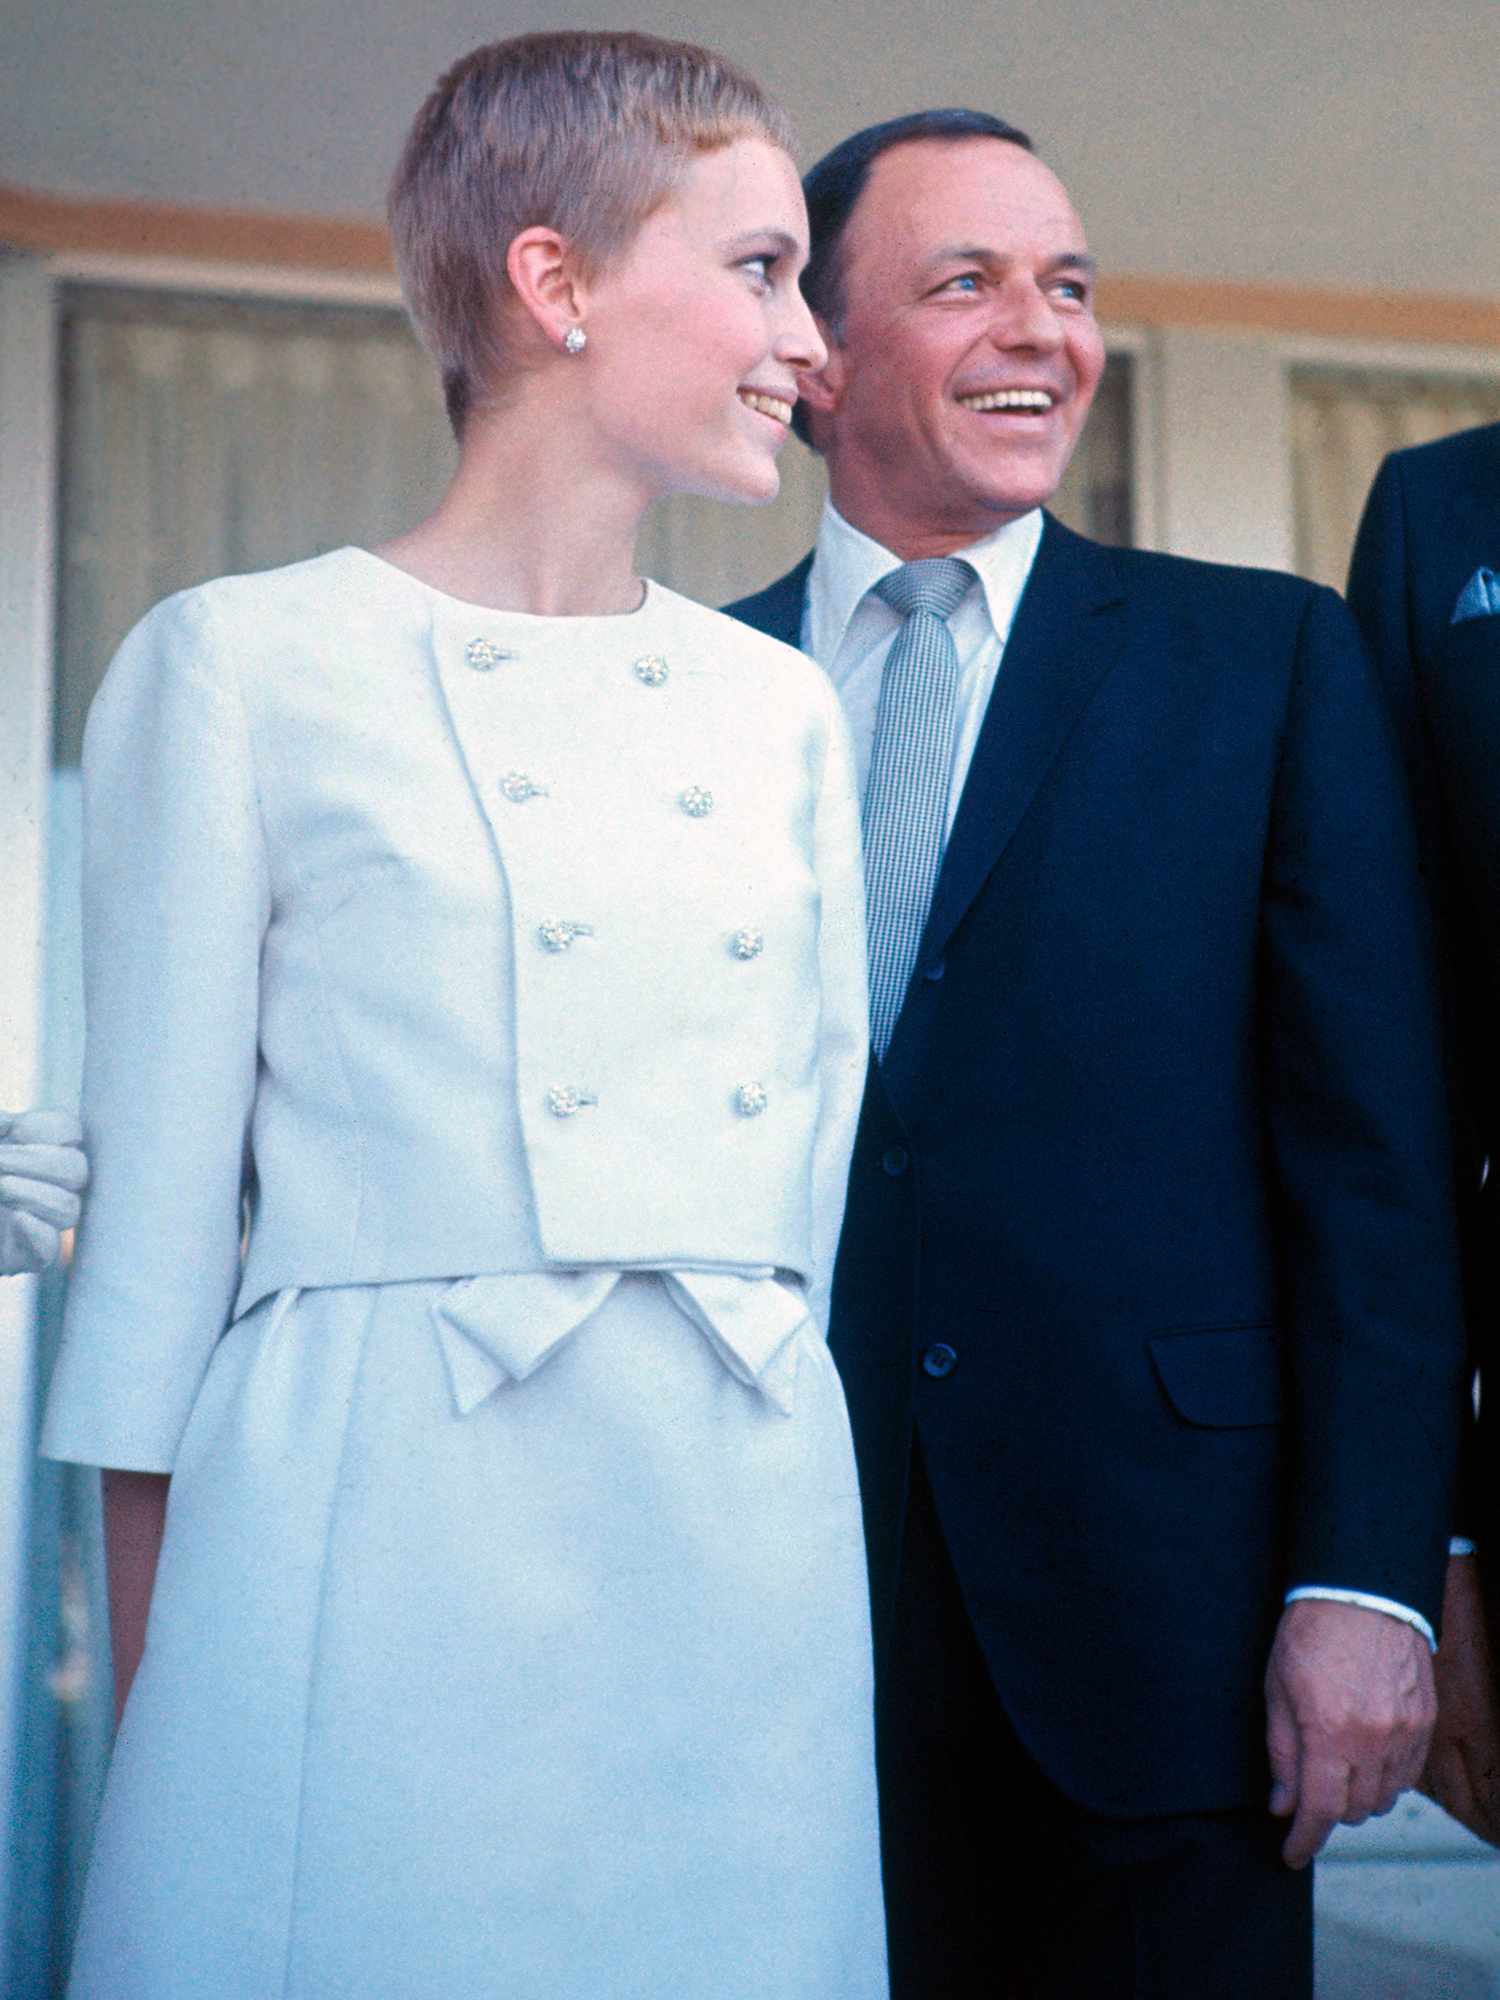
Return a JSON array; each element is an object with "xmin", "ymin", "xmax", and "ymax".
[{"xmin": 808, "ymin": 499, "xmax": 1045, "ymax": 669}]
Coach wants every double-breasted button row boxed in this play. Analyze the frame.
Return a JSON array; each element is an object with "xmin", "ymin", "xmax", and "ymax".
[
  {"xmin": 461, "ymin": 636, "xmax": 765, "ymax": 1130},
  {"xmin": 463, "ymin": 643, "xmax": 714, "ymax": 815},
  {"xmin": 534, "ymin": 920, "xmax": 764, "ymax": 959},
  {"xmin": 496, "ymin": 769, "xmax": 720, "ymax": 818},
  {"xmin": 465, "ymin": 637, "xmax": 672, "ymax": 690},
  {"xmin": 545, "ymin": 1080, "xmax": 770, "ymax": 1120}
]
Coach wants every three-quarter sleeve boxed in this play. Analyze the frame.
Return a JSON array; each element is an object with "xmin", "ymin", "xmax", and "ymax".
[
  {"xmin": 806, "ymin": 682, "xmax": 869, "ymax": 1337},
  {"xmin": 41, "ymin": 587, "xmax": 270, "ymax": 1471}
]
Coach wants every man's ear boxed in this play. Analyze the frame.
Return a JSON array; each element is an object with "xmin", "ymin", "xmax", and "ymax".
[
  {"xmin": 796, "ymin": 317, "xmax": 845, "ymax": 424},
  {"xmin": 506, "ymin": 227, "xmax": 585, "ymax": 355}
]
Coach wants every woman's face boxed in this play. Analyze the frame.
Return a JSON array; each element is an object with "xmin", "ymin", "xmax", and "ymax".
[{"xmin": 579, "ymin": 137, "xmax": 826, "ymax": 506}]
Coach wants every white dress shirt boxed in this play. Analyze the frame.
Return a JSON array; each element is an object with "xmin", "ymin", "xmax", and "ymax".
[
  {"xmin": 806, "ymin": 499, "xmax": 1043, "ymax": 830},
  {"xmin": 802, "ymin": 498, "xmax": 1441, "ymax": 1651}
]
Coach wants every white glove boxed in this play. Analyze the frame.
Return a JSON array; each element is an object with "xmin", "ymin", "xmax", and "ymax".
[{"xmin": 0, "ymin": 1109, "xmax": 88, "ymax": 1276}]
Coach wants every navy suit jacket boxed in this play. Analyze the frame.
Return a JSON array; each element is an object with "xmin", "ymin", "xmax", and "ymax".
[
  {"xmin": 728, "ymin": 514, "xmax": 1467, "ymax": 1815},
  {"xmin": 1349, "ymin": 423, "xmax": 1500, "ymax": 1588}
]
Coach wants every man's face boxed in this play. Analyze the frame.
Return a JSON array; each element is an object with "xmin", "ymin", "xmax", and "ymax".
[{"xmin": 806, "ymin": 138, "xmax": 1106, "ymax": 557}]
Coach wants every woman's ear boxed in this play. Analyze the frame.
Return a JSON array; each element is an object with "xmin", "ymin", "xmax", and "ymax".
[{"xmin": 506, "ymin": 227, "xmax": 585, "ymax": 355}]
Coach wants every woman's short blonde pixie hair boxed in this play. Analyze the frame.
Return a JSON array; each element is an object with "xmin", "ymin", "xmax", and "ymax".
[{"xmin": 389, "ymin": 31, "xmax": 794, "ymax": 434}]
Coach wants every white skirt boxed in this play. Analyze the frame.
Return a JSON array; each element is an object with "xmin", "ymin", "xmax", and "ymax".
[{"xmin": 67, "ymin": 1272, "xmax": 888, "ymax": 1998}]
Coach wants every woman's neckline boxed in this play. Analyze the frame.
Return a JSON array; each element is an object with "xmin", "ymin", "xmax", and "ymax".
[{"xmin": 344, "ymin": 545, "xmax": 660, "ymax": 624}]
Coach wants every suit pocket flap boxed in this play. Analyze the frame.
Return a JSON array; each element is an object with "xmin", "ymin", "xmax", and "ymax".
[{"xmin": 1148, "ymin": 1324, "xmax": 1283, "ymax": 1428}]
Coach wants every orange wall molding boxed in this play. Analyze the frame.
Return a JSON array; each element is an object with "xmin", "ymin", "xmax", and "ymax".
[
  {"xmin": 4, "ymin": 183, "xmax": 1498, "ymax": 346},
  {"xmin": 0, "ymin": 184, "xmax": 394, "ymax": 274},
  {"xmin": 1100, "ymin": 273, "xmax": 1500, "ymax": 347}
]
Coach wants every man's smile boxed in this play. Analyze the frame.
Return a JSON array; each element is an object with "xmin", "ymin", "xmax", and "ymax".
[{"xmin": 956, "ymin": 387, "xmax": 1060, "ymax": 413}]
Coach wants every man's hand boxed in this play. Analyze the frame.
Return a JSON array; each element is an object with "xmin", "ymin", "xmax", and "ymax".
[
  {"xmin": 0, "ymin": 1108, "xmax": 88, "ymax": 1277},
  {"xmin": 1265, "ymin": 1597, "xmax": 1436, "ymax": 1868},
  {"xmin": 1421, "ymin": 1555, "xmax": 1500, "ymax": 1847}
]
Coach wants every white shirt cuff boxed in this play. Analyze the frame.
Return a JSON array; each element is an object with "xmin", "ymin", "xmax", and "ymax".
[
  {"xmin": 1284, "ymin": 1585, "xmax": 1436, "ymax": 1653},
  {"xmin": 1449, "ymin": 1537, "xmax": 1478, "ymax": 1558}
]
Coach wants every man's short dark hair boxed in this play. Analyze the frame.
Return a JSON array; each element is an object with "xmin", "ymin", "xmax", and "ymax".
[{"xmin": 792, "ymin": 108, "xmax": 1033, "ymax": 446}]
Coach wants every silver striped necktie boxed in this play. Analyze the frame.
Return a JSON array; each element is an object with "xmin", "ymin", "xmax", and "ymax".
[{"xmin": 862, "ymin": 557, "xmax": 976, "ymax": 1059}]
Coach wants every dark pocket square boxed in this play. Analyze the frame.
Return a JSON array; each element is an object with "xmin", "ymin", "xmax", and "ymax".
[{"xmin": 1452, "ymin": 567, "xmax": 1500, "ymax": 624}]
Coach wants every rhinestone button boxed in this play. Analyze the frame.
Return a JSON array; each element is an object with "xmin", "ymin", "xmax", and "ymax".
[
  {"xmin": 465, "ymin": 638, "xmax": 511, "ymax": 671},
  {"xmin": 730, "ymin": 928, "xmax": 764, "ymax": 961},
  {"xmin": 633, "ymin": 654, "xmax": 669, "ymax": 687},
  {"xmin": 734, "ymin": 1081, "xmax": 769, "ymax": 1118},
  {"xmin": 538, "ymin": 919, "xmax": 592, "ymax": 953},
  {"xmin": 545, "ymin": 1085, "xmax": 596, "ymax": 1118},
  {"xmin": 679, "ymin": 786, "xmax": 715, "ymax": 818},
  {"xmin": 500, "ymin": 771, "xmax": 547, "ymax": 803}
]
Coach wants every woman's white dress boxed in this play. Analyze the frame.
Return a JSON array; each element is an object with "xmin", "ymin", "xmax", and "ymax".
[{"xmin": 42, "ymin": 550, "xmax": 886, "ymax": 1999}]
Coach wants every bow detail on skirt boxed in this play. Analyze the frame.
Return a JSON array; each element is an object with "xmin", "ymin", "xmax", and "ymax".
[{"xmin": 431, "ymin": 1268, "xmax": 811, "ymax": 1418}]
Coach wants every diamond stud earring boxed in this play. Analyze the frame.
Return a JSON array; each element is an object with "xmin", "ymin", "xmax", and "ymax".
[{"xmin": 563, "ymin": 325, "xmax": 587, "ymax": 356}]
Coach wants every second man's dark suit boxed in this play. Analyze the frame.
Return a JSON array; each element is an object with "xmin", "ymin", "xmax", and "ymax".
[
  {"xmin": 728, "ymin": 515, "xmax": 1466, "ymax": 1826},
  {"xmin": 1350, "ymin": 422, "xmax": 1500, "ymax": 1623}
]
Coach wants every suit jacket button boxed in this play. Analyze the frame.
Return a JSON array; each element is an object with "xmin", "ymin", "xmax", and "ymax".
[
  {"xmin": 882, "ymin": 1146, "xmax": 910, "ymax": 1177},
  {"xmin": 921, "ymin": 1342, "xmax": 957, "ymax": 1379},
  {"xmin": 921, "ymin": 960, "xmax": 945, "ymax": 982}
]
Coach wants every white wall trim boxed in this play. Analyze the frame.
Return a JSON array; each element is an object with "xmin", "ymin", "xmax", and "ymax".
[
  {"xmin": 1275, "ymin": 331, "xmax": 1500, "ymax": 380},
  {"xmin": 47, "ymin": 249, "xmax": 404, "ymax": 309}
]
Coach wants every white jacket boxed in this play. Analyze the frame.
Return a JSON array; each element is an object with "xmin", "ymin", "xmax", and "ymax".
[{"xmin": 42, "ymin": 548, "xmax": 868, "ymax": 1471}]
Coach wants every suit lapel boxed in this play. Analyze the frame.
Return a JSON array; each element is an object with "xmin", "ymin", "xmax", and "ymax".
[
  {"xmin": 1428, "ymin": 613, "xmax": 1500, "ymax": 957},
  {"xmin": 1410, "ymin": 434, "xmax": 1500, "ymax": 659},
  {"xmin": 913, "ymin": 516, "xmax": 1128, "ymax": 974},
  {"xmin": 722, "ymin": 554, "xmax": 813, "ymax": 648},
  {"xmin": 731, "ymin": 527, "xmax": 1127, "ymax": 1089}
]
